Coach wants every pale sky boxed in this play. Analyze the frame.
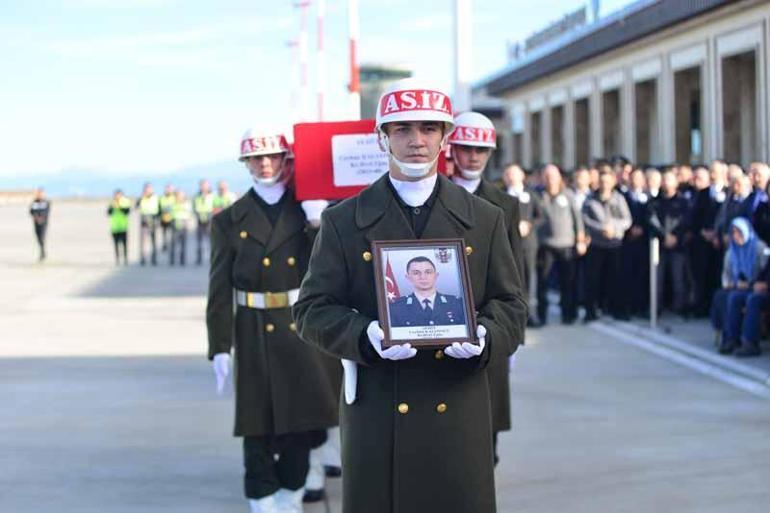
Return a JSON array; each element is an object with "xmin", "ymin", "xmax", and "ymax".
[{"xmin": 0, "ymin": 0, "xmax": 632, "ymax": 177}]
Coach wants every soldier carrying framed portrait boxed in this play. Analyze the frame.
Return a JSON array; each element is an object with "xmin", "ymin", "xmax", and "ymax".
[{"xmin": 372, "ymin": 238, "xmax": 477, "ymax": 349}]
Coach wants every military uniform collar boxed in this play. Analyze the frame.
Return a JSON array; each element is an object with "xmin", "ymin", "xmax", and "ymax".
[{"xmin": 355, "ymin": 173, "xmax": 474, "ymax": 230}]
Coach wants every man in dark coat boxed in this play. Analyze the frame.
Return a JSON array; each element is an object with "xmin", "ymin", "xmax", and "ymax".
[
  {"xmin": 207, "ymin": 128, "xmax": 339, "ymax": 513},
  {"xmin": 689, "ymin": 161, "xmax": 727, "ymax": 316},
  {"xmin": 448, "ymin": 111, "xmax": 526, "ymax": 463},
  {"xmin": 648, "ymin": 168, "xmax": 692, "ymax": 315},
  {"xmin": 293, "ymin": 79, "xmax": 527, "ymax": 513}
]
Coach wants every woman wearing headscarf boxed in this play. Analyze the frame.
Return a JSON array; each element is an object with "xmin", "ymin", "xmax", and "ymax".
[{"xmin": 710, "ymin": 217, "xmax": 770, "ymax": 356}]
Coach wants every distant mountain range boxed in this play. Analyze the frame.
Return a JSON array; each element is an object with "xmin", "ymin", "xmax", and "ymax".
[{"xmin": 2, "ymin": 160, "xmax": 254, "ymax": 198}]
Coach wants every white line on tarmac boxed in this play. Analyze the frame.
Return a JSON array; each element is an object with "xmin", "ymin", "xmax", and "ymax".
[{"xmin": 591, "ymin": 322, "xmax": 770, "ymax": 400}]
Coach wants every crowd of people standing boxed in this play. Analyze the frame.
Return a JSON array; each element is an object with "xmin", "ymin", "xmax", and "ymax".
[
  {"xmin": 106, "ymin": 179, "xmax": 237, "ymax": 266},
  {"xmin": 499, "ymin": 157, "xmax": 770, "ymax": 357}
]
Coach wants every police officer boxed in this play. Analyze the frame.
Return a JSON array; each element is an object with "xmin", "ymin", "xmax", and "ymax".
[
  {"xmin": 193, "ymin": 179, "xmax": 215, "ymax": 265},
  {"xmin": 159, "ymin": 183, "xmax": 176, "ymax": 252},
  {"xmin": 389, "ymin": 256, "xmax": 467, "ymax": 327},
  {"xmin": 29, "ymin": 187, "xmax": 50, "ymax": 262},
  {"xmin": 207, "ymin": 128, "xmax": 338, "ymax": 513},
  {"xmin": 213, "ymin": 180, "xmax": 237, "ymax": 215},
  {"xmin": 107, "ymin": 189, "xmax": 131, "ymax": 265},
  {"xmin": 137, "ymin": 182, "xmax": 160, "ymax": 266},
  {"xmin": 293, "ymin": 78, "xmax": 527, "ymax": 513},
  {"xmin": 447, "ymin": 110, "xmax": 525, "ymax": 464},
  {"xmin": 170, "ymin": 190, "xmax": 192, "ymax": 266}
]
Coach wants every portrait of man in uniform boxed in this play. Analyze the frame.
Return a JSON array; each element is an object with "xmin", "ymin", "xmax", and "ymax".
[
  {"xmin": 373, "ymin": 239, "xmax": 476, "ymax": 348},
  {"xmin": 389, "ymin": 256, "xmax": 466, "ymax": 328}
]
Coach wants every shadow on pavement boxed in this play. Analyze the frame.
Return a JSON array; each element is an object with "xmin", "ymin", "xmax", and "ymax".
[{"xmin": 77, "ymin": 264, "xmax": 208, "ymax": 298}]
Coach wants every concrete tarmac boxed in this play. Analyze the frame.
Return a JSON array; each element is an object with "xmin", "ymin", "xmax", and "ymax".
[{"xmin": 1, "ymin": 202, "xmax": 769, "ymax": 512}]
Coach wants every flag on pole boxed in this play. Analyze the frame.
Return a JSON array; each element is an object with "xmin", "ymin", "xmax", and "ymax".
[{"xmin": 385, "ymin": 257, "xmax": 400, "ymax": 303}]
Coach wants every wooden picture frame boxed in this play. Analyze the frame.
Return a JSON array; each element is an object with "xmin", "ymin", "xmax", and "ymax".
[{"xmin": 372, "ymin": 238, "xmax": 477, "ymax": 349}]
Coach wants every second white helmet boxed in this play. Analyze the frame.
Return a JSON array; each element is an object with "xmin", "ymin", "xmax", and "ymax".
[{"xmin": 448, "ymin": 111, "xmax": 497, "ymax": 149}]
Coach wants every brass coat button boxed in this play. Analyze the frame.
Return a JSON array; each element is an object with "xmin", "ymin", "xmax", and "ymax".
[
  {"xmin": 239, "ymin": 231, "xmax": 247, "ymax": 239},
  {"xmin": 465, "ymin": 246, "xmax": 473, "ymax": 256},
  {"xmin": 287, "ymin": 257, "xmax": 296, "ymax": 266},
  {"xmin": 362, "ymin": 251, "xmax": 372, "ymax": 262},
  {"xmin": 289, "ymin": 322, "xmax": 296, "ymax": 332},
  {"xmin": 434, "ymin": 349, "xmax": 444, "ymax": 360},
  {"xmin": 397, "ymin": 403, "xmax": 409, "ymax": 414},
  {"xmin": 265, "ymin": 323, "xmax": 275, "ymax": 333},
  {"xmin": 262, "ymin": 257, "xmax": 271, "ymax": 267},
  {"xmin": 436, "ymin": 403, "xmax": 447, "ymax": 414}
]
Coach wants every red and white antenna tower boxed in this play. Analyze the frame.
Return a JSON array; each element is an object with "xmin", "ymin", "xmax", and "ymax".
[
  {"xmin": 316, "ymin": 0, "xmax": 325, "ymax": 121},
  {"xmin": 286, "ymin": 39, "xmax": 299, "ymax": 124},
  {"xmin": 294, "ymin": 1, "xmax": 311, "ymax": 122},
  {"xmin": 347, "ymin": 0, "xmax": 361, "ymax": 120}
]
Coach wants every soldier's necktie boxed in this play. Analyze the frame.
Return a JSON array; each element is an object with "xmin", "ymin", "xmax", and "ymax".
[{"xmin": 422, "ymin": 299, "xmax": 432, "ymax": 314}]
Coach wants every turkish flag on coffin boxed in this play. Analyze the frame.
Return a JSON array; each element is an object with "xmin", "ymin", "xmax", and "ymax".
[{"xmin": 293, "ymin": 120, "xmax": 448, "ymax": 201}]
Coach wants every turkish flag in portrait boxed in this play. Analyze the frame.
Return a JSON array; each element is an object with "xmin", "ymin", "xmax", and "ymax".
[{"xmin": 385, "ymin": 257, "xmax": 400, "ymax": 303}]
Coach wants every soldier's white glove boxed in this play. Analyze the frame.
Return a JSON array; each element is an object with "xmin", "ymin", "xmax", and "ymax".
[
  {"xmin": 367, "ymin": 321, "xmax": 417, "ymax": 360},
  {"xmin": 301, "ymin": 200, "xmax": 329, "ymax": 225},
  {"xmin": 212, "ymin": 353, "xmax": 231, "ymax": 395},
  {"xmin": 445, "ymin": 325, "xmax": 486, "ymax": 359},
  {"xmin": 341, "ymin": 358, "xmax": 357, "ymax": 405}
]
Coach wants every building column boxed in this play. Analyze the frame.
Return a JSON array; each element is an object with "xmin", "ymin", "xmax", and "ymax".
[
  {"xmin": 659, "ymin": 56, "xmax": 675, "ymax": 164},
  {"xmin": 590, "ymin": 82, "xmax": 602, "ymax": 161},
  {"xmin": 523, "ymin": 107, "xmax": 532, "ymax": 169},
  {"xmin": 564, "ymin": 98, "xmax": 576, "ymax": 170},
  {"xmin": 542, "ymin": 106, "xmax": 553, "ymax": 164},
  {"xmin": 621, "ymin": 70, "xmax": 635, "ymax": 161}
]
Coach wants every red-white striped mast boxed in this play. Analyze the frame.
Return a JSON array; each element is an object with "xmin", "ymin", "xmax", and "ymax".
[
  {"xmin": 286, "ymin": 39, "xmax": 299, "ymax": 123},
  {"xmin": 347, "ymin": 0, "xmax": 361, "ymax": 120},
  {"xmin": 294, "ymin": 1, "xmax": 311, "ymax": 122},
  {"xmin": 316, "ymin": 0, "xmax": 325, "ymax": 121}
]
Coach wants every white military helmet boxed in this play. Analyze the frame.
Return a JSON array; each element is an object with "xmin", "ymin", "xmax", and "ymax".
[
  {"xmin": 448, "ymin": 111, "xmax": 497, "ymax": 149},
  {"xmin": 239, "ymin": 129, "xmax": 290, "ymax": 162},
  {"xmin": 375, "ymin": 78, "xmax": 454, "ymax": 179},
  {"xmin": 375, "ymin": 78, "xmax": 455, "ymax": 134}
]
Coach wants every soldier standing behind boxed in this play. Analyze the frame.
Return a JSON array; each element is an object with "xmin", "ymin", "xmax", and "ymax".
[
  {"xmin": 447, "ymin": 111, "xmax": 525, "ymax": 465},
  {"xmin": 159, "ymin": 183, "xmax": 176, "ymax": 252},
  {"xmin": 170, "ymin": 190, "xmax": 192, "ymax": 266},
  {"xmin": 137, "ymin": 182, "xmax": 160, "ymax": 266},
  {"xmin": 29, "ymin": 187, "xmax": 51, "ymax": 262},
  {"xmin": 207, "ymin": 128, "xmax": 338, "ymax": 513},
  {"xmin": 107, "ymin": 189, "xmax": 131, "ymax": 266},
  {"xmin": 193, "ymin": 179, "xmax": 215, "ymax": 265}
]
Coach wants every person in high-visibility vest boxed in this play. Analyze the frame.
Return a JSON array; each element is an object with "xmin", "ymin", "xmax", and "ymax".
[
  {"xmin": 107, "ymin": 189, "xmax": 131, "ymax": 265},
  {"xmin": 213, "ymin": 180, "xmax": 236, "ymax": 215},
  {"xmin": 170, "ymin": 190, "xmax": 193, "ymax": 266},
  {"xmin": 193, "ymin": 179, "xmax": 215, "ymax": 265},
  {"xmin": 159, "ymin": 183, "xmax": 176, "ymax": 252},
  {"xmin": 136, "ymin": 182, "xmax": 160, "ymax": 266}
]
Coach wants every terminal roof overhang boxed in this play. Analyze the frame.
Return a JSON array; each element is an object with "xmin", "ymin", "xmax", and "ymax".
[{"xmin": 479, "ymin": 0, "xmax": 735, "ymax": 97}]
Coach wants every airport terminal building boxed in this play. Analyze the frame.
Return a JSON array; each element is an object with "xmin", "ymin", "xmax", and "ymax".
[{"xmin": 473, "ymin": 0, "xmax": 770, "ymax": 171}]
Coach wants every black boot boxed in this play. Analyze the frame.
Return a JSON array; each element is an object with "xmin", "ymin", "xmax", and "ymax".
[
  {"xmin": 734, "ymin": 339, "xmax": 761, "ymax": 357},
  {"xmin": 718, "ymin": 338, "xmax": 738, "ymax": 355}
]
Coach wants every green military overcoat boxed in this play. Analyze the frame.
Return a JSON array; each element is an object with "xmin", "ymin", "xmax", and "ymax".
[
  {"xmin": 207, "ymin": 189, "xmax": 340, "ymax": 437},
  {"xmin": 474, "ymin": 179, "xmax": 526, "ymax": 433},
  {"xmin": 293, "ymin": 174, "xmax": 527, "ymax": 513}
]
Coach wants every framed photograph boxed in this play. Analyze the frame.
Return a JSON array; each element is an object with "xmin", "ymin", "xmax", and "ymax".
[{"xmin": 372, "ymin": 238, "xmax": 477, "ymax": 349}]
